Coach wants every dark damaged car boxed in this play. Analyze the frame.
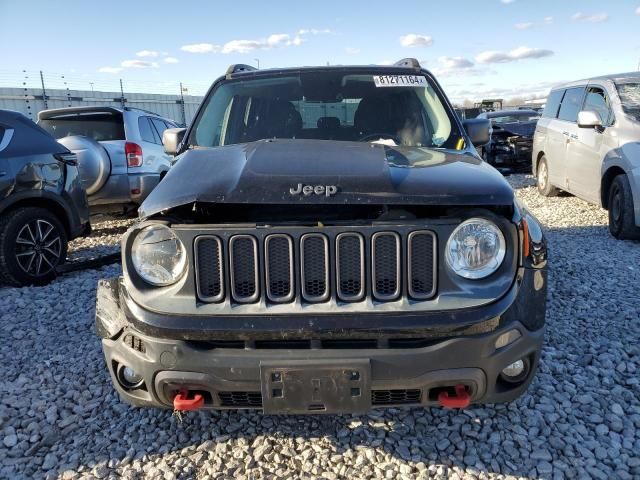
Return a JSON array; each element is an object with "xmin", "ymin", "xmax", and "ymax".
[
  {"xmin": 95, "ymin": 60, "xmax": 548, "ymax": 414},
  {"xmin": 0, "ymin": 110, "xmax": 90, "ymax": 286},
  {"xmin": 477, "ymin": 110, "xmax": 540, "ymax": 174}
]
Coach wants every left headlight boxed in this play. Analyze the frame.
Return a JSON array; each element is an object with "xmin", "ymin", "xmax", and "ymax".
[
  {"xmin": 445, "ymin": 218, "xmax": 506, "ymax": 279},
  {"xmin": 131, "ymin": 224, "xmax": 187, "ymax": 286}
]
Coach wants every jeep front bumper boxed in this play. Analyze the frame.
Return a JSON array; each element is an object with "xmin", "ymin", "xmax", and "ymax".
[{"xmin": 95, "ymin": 266, "xmax": 546, "ymax": 413}]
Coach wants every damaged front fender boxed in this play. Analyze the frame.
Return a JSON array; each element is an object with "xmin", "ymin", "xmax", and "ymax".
[{"xmin": 95, "ymin": 277, "xmax": 128, "ymax": 339}]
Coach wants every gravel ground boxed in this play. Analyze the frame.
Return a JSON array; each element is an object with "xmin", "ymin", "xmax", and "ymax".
[{"xmin": 1, "ymin": 175, "xmax": 639, "ymax": 480}]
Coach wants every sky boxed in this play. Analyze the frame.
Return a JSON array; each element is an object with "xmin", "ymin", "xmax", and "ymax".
[{"xmin": 1, "ymin": 0, "xmax": 640, "ymax": 104}]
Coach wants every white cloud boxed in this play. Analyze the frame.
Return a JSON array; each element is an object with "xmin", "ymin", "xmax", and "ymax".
[
  {"xmin": 164, "ymin": 57, "xmax": 179, "ymax": 64},
  {"xmin": 572, "ymin": 12, "xmax": 609, "ymax": 23},
  {"xmin": 544, "ymin": 16, "xmax": 554, "ymax": 24},
  {"xmin": 636, "ymin": 7, "xmax": 640, "ymax": 15},
  {"xmin": 345, "ymin": 47, "xmax": 360, "ymax": 55},
  {"xmin": 476, "ymin": 46, "xmax": 554, "ymax": 64},
  {"xmin": 136, "ymin": 50, "xmax": 159, "ymax": 57},
  {"xmin": 399, "ymin": 34, "xmax": 433, "ymax": 48},
  {"xmin": 438, "ymin": 56, "xmax": 474, "ymax": 70},
  {"xmin": 501, "ymin": 0, "xmax": 515, "ymax": 4},
  {"xmin": 432, "ymin": 56, "xmax": 479, "ymax": 77},
  {"xmin": 514, "ymin": 22, "xmax": 533, "ymax": 30},
  {"xmin": 221, "ymin": 34, "xmax": 300, "ymax": 54},
  {"xmin": 297, "ymin": 28, "xmax": 332, "ymax": 35},
  {"xmin": 181, "ymin": 43, "xmax": 220, "ymax": 53},
  {"xmin": 221, "ymin": 40, "xmax": 264, "ymax": 54},
  {"xmin": 266, "ymin": 34, "xmax": 291, "ymax": 47},
  {"xmin": 98, "ymin": 66, "xmax": 123, "ymax": 74},
  {"xmin": 121, "ymin": 60, "xmax": 159, "ymax": 68}
]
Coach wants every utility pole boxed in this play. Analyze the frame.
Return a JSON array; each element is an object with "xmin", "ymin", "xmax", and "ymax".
[
  {"xmin": 254, "ymin": 58, "xmax": 260, "ymax": 69},
  {"xmin": 179, "ymin": 82, "xmax": 187, "ymax": 125},
  {"xmin": 119, "ymin": 79, "xmax": 125, "ymax": 108},
  {"xmin": 39, "ymin": 70, "xmax": 48, "ymax": 109},
  {"xmin": 89, "ymin": 82, "xmax": 94, "ymax": 93}
]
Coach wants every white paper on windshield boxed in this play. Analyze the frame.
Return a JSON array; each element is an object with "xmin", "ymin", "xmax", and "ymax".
[{"xmin": 373, "ymin": 75, "xmax": 428, "ymax": 87}]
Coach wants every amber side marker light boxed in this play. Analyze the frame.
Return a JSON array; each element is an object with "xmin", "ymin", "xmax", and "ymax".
[{"xmin": 521, "ymin": 218, "xmax": 530, "ymax": 258}]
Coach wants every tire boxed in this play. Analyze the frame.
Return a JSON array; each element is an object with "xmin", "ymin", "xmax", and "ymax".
[
  {"xmin": 608, "ymin": 174, "xmax": 640, "ymax": 240},
  {"xmin": 536, "ymin": 156, "xmax": 559, "ymax": 197},
  {"xmin": 0, "ymin": 207, "xmax": 68, "ymax": 286}
]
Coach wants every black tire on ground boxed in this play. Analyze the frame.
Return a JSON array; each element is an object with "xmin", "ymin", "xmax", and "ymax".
[
  {"xmin": 0, "ymin": 207, "xmax": 68, "ymax": 286},
  {"xmin": 608, "ymin": 174, "xmax": 640, "ymax": 240},
  {"xmin": 536, "ymin": 156, "xmax": 559, "ymax": 197}
]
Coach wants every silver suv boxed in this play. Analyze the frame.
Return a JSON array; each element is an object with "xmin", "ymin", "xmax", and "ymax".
[
  {"xmin": 532, "ymin": 72, "xmax": 640, "ymax": 239},
  {"xmin": 38, "ymin": 107, "xmax": 178, "ymax": 211}
]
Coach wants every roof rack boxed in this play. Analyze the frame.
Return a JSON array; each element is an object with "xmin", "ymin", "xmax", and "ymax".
[
  {"xmin": 226, "ymin": 64, "xmax": 258, "ymax": 75},
  {"xmin": 393, "ymin": 58, "xmax": 422, "ymax": 69}
]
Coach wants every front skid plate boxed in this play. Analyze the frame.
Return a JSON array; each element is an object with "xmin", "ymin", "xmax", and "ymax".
[{"xmin": 260, "ymin": 359, "xmax": 371, "ymax": 414}]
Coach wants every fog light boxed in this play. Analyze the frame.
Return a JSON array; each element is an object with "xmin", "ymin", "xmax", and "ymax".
[
  {"xmin": 117, "ymin": 364, "xmax": 144, "ymax": 389},
  {"xmin": 502, "ymin": 359, "xmax": 525, "ymax": 378},
  {"xmin": 123, "ymin": 366, "xmax": 142, "ymax": 384},
  {"xmin": 495, "ymin": 329, "xmax": 521, "ymax": 350}
]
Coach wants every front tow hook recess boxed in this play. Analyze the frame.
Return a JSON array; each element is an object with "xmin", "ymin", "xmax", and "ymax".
[
  {"xmin": 437, "ymin": 384, "xmax": 471, "ymax": 409},
  {"xmin": 173, "ymin": 390, "xmax": 204, "ymax": 411}
]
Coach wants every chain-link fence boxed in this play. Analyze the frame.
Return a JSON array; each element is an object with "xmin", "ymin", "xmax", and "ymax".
[{"xmin": 0, "ymin": 70, "xmax": 209, "ymax": 124}]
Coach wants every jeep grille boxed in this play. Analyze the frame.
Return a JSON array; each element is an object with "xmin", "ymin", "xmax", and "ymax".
[{"xmin": 195, "ymin": 227, "xmax": 437, "ymax": 305}]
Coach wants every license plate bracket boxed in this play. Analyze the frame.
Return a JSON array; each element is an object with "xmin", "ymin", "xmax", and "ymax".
[{"xmin": 260, "ymin": 359, "xmax": 371, "ymax": 414}]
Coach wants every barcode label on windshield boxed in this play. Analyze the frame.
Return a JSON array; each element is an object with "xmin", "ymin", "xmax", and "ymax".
[{"xmin": 373, "ymin": 75, "xmax": 427, "ymax": 87}]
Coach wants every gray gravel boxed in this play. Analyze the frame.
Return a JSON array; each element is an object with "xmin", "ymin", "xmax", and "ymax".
[{"xmin": 1, "ymin": 176, "xmax": 639, "ymax": 480}]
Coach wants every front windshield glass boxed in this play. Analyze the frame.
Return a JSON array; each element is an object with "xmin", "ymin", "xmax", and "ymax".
[
  {"xmin": 191, "ymin": 71, "xmax": 461, "ymax": 149},
  {"xmin": 490, "ymin": 114, "xmax": 539, "ymax": 124},
  {"xmin": 616, "ymin": 82, "xmax": 640, "ymax": 120}
]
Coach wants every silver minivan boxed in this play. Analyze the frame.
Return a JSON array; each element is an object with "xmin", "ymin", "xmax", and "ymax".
[{"xmin": 532, "ymin": 72, "xmax": 640, "ymax": 239}]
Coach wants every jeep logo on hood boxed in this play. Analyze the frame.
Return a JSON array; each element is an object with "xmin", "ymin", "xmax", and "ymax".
[{"xmin": 289, "ymin": 183, "xmax": 338, "ymax": 197}]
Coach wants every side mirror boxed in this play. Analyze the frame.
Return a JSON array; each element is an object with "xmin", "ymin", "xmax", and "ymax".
[
  {"xmin": 577, "ymin": 110, "xmax": 603, "ymax": 129},
  {"xmin": 162, "ymin": 128, "xmax": 187, "ymax": 155},
  {"xmin": 463, "ymin": 118, "xmax": 491, "ymax": 146}
]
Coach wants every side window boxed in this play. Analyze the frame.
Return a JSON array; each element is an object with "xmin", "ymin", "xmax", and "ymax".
[
  {"xmin": 583, "ymin": 87, "xmax": 613, "ymax": 125},
  {"xmin": 542, "ymin": 90, "xmax": 564, "ymax": 119},
  {"xmin": 138, "ymin": 117, "xmax": 156, "ymax": 143},
  {"xmin": 150, "ymin": 118, "xmax": 168, "ymax": 145},
  {"xmin": 557, "ymin": 87, "xmax": 585, "ymax": 123}
]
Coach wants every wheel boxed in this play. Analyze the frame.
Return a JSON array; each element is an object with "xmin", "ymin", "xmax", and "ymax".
[
  {"xmin": 0, "ymin": 207, "xmax": 68, "ymax": 286},
  {"xmin": 536, "ymin": 156, "xmax": 559, "ymax": 197},
  {"xmin": 608, "ymin": 174, "xmax": 640, "ymax": 240}
]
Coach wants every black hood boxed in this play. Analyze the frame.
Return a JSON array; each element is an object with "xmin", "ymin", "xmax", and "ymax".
[{"xmin": 139, "ymin": 139, "xmax": 514, "ymax": 218}]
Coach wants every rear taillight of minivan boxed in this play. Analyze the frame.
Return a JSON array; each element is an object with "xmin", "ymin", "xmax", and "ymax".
[{"xmin": 125, "ymin": 142, "xmax": 143, "ymax": 167}]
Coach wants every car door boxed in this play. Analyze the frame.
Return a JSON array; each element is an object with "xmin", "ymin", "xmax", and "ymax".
[
  {"xmin": 0, "ymin": 125, "xmax": 14, "ymax": 198},
  {"xmin": 554, "ymin": 86, "xmax": 586, "ymax": 193},
  {"xmin": 148, "ymin": 117, "xmax": 174, "ymax": 172},
  {"xmin": 565, "ymin": 84, "xmax": 618, "ymax": 203},
  {"xmin": 539, "ymin": 89, "xmax": 568, "ymax": 187}
]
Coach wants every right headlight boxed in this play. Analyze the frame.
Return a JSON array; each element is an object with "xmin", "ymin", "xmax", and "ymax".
[
  {"xmin": 131, "ymin": 224, "xmax": 187, "ymax": 286},
  {"xmin": 445, "ymin": 218, "xmax": 506, "ymax": 279}
]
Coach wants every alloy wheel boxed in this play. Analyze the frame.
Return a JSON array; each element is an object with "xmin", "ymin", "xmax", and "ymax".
[
  {"xmin": 15, "ymin": 219, "xmax": 62, "ymax": 276},
  {"xmin": 538, "ymin": 162, "xmax": 547, "ymax": 190}
]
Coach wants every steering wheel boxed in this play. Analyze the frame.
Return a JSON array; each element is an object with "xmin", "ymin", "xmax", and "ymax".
[{"xmin": 358, "ymin": 133, "xmax": 401, "ymax": 144}]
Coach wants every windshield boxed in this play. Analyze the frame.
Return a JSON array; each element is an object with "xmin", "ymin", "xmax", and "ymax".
[
  {"xmin": 39, "ymin": 112, "xmax": 125, "ymax": 140},
  {"xmin": 191, "ymin": 71, "xmax": 461, "ymax": 149},
  {"xmin": 616, "ymin": 82, "xmax": 640, "ymax": 120},
  {"xmin": 490, "ymin": 114, "xmax": 539, "ymax": 124}
]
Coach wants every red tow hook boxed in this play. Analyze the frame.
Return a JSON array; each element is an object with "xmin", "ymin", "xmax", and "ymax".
[
  {"xmin": 173, "ymin": 390, "xmax": 204, "ymax": 411},
  {"xmin": 438, "ymin": 384, "xmax": 471, "ymax": 409}
]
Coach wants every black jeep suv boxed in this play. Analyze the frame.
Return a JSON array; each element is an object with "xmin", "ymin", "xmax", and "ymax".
[
  {"xmin": 95, "ymin": 60, "xmax": 547, "ymax": 414},
  {"xmin": 0, "ymin": 110, "xmax": 90, "ymax": 286}
]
